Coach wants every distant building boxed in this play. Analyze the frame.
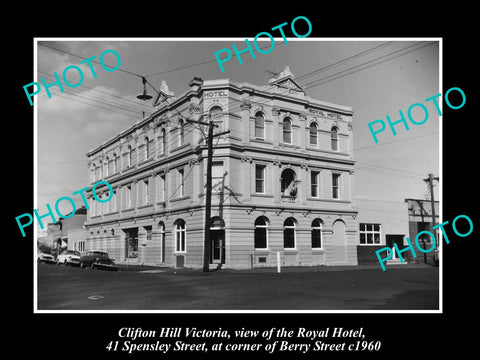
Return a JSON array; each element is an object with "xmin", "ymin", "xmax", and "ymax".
[
  {"xmin": 84, "ymin": 67, "xmax": 358, "ymax": 269},
  {"xmin": 68, "ymin": 228, "xmax": 87, "ymax": 252},
  {"xmin": 405, "ymin": 198, "xmax": 439, "ymax": 264},
  {"xmin": 38, "ymin": 207, "xmax": 87, "ymax": 251}
]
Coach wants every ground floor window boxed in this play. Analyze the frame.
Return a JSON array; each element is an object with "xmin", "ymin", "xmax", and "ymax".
[
  {"xmin": 311, "ymin": 218, "xmax": 323, "ymax": 249},
  {"xmin": 283, "ymin": 217, "xmax": 297, "ymax": 249},
  {"xmin": 254, "ymin": 216, "xmax": 269, "ymax": 249},
  {"xmin": 175, "ymin": 219, "xmax": 186, "ymax": 252}
]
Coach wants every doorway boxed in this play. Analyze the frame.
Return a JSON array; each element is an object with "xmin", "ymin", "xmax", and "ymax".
[
  {"xmin": 210, "ymin": 217, "xmax": 225, "ymax": 264},
  {"xmin": 386, "ymin": 234, "xmax": 405, "ymax": 259}
]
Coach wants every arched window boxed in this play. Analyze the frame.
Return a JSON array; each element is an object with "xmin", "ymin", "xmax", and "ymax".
[
  {"xmin": 255, "ymin": 112, "xmax": 265, "ymax": 139},
  {"xmin": 161, "ymin": 129, "xmax": 166, "ymax": 155},
  {"xmin": 283, "ymin": 217, "xmax": 297, "ymax": 249},
  {"xmin": 113, "ymin": 153, "xmax": 118, "ymax": 173},
  {"xmin": 283, "ymin": 118, "xmax": 292, "ymax": 144},
  {"xmin": 254, "ymin": 216, "xmax": 269, "ymax": 249},
  {"xmin": 127, "ymin": 146, "xmax": 132, "ymax": 167},
  {"xmin": 178, "ymin": 119, "xmax": 184, "ymax": 146},
  {"xmin": 281, "ymin": 168, "xmax": 297, "ymax": 197},
  {"xmin": 174, "ymin": 219, "xmax": 186, "ymax": 253},
  {"xmin": 309, "ymin": 122, "xmax": 318, "ymax": 146},
  {"xmin": 312, "ymin": 218, "xmax": 323, "ymax": 249},
  {"xmin": 105, "ymin": 157, "xmax": 110, "ymax": 177},
  {"xmin": 331, "ymin": 126, "xmax": 339, "ymax": 151},
  {"xmin": 210, "ymin": 106, "xmax": 223, "ymax": 123},
  {"xmin": 144, "ymin": 136, "xmax": 149, "ymax": 160}
]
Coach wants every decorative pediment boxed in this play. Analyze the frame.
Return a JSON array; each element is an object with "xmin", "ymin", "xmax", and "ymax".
[{"xmin": 267, "ymin": 66, "xmax": 305, "ymax": 95}]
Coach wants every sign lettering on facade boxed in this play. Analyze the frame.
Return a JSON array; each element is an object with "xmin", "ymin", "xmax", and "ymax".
[
  {"xmin": 308, "ymin": 108, "xmax": 342, "ymax": 120},
  {"xmin": 204, "ymin": 90, "xmax": 228, "ymax": 98}
]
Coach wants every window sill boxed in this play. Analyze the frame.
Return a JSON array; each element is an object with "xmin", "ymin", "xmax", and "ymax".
[
  {"xmin": 284, "ymin": 248, "xmax": 298, "ymax": 253},
  {"xmin": 170, "ymin": 143, "xmax": 190, "ymax": 153},
  {"xmin": 137, "ymin": 158, "xmax": 153, "ymax": 167},
  {"xmin": 254, "ymin": 249, "xmax": 270, "ymax": 253},
  {"xmin": 252, "ymin": 193, "xmax": 274, "ymax": 198},
  {"xmin": 137, "ymin": 204, "xmax": 153, "ymax": 210},
  {"xmin": 170, "ymin": 195, "xmax": 190, "ymax": 203}
]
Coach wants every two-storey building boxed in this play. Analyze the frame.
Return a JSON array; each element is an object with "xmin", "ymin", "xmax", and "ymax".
[{"xmin": 84, "ymin": 66, "xmax": 358, "ymax": 269}]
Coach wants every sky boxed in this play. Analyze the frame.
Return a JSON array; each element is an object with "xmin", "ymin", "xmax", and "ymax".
[{"xmin": 35, "ymin": 38, "xmax": 440, "ymax": 234}]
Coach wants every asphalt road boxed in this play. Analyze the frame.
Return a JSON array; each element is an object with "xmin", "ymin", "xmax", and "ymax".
[{"xmin": 37, "ymin": 263, "xmax": 439, "ymax": 311}]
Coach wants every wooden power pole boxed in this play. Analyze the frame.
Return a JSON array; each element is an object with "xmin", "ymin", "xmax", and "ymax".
[
  {"xmin": 187, "ymin": 117, "xmax": 229, "ymax": 272},
  {"xmin": 424, "ymin": 173, "xmax": 439, "ymax": 235}
]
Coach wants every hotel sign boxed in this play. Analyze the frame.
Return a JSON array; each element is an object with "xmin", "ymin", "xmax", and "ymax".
[
  {"xmin": 204, "ymin": 90, "xmax": 228, "ymax": 98},
  {"xmin": 308, "ymin": 108, "xmax": 342, "ymax": 120}
]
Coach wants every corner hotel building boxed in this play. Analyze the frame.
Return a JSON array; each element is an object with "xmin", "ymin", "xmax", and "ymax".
[{"xmin": 84, "ymin": 67, "xmax": 358, "ymax": 269}]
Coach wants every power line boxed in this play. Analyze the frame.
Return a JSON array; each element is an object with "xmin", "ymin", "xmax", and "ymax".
[
  {"xmin": 303, "ymin": 42, "xmax": 435, "ymax": 89},
  {"xmin": 38, "ymin": 42, "xmax": 142, "ymax": 78},
  {"xmin": 38, "ymin": 70, "xmax": 152, "ymax": 112},
  {"xmin": 295, "ymin": 41, "xmax": 394, "ymax": 81}
]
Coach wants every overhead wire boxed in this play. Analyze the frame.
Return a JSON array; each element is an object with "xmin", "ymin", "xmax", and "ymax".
[{"xmin": 37, "ymin": 41, "xmax": 438, "ymax": 183}]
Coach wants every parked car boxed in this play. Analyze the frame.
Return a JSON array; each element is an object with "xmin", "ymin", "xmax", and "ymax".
[
  {"xmin": 38, "ymin": 251, "xmax": 56, "ymax": 264},
  {"xmin": 56, "ymin": 250, "xmax": 81, "ymax": 266},
  {"xmin": 79, "ymin": 250, "xmax": 117, "ymax": 271}
]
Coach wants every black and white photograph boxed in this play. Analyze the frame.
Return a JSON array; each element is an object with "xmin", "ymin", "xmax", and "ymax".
[
  {"xmin": 33, "ymin": 38, "xmax": 441, "ymax": 312},
  {"xmin": 9, "ymin": 7, "xmax": 477, "ymax": 359}
]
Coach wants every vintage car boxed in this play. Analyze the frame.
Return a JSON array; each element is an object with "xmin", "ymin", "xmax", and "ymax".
[
  {"xmin": 37, "ymin": 251, "xmax": 56, "ymax": 264},
  {"xmin": 79, "ymin": 250, "xmax": 117, "ymax": 271},
  {"xmin": 56, "ymin": 250, "xmax": 81, "ymax": 266}
]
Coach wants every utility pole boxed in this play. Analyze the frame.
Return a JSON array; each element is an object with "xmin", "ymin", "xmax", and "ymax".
[
  {"xmin": 203, "ymin": 121, "xmax": 214, "ymax": 272},
  {"xmin": 424, "ymin": 173, "xmax": 439, "ymax": 236},
  {"xmin": 186, "ymin": 117, "xmax": 229, "ymax": 272}
]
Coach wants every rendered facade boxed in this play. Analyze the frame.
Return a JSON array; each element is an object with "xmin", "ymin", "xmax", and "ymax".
[{"xmin": 84, "ymin": 67, "xmax": 358, "ymax": 269}]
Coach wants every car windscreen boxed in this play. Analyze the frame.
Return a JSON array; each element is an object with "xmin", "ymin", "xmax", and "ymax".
[{"xmin": 92, "ymin": 251, "xmax": 108, "ymax": 257}]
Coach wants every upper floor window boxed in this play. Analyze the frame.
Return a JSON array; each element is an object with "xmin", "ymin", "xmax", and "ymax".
[
  {"xmin": 178, "ymin": 119, "xmax": 184, "ymax": 147},
  {"xmin": 311, "ymin": 171, "xmax": 319, "ymax": 198},
  {"xmin": 309, "ymin": 122, "xmax": 318, "ymax": 146},
  {"xmin": 127, "ymin": 146, "xmax": 132, "ymax": 167},
  {"xmin": 283, "ymin": 118, "xmax": 292, "ymax": 144},
  {"xmin": 331, "ymin": 126, "xmax": 339, "ymax": 151},
  {"xmin": 113, "ymin": 153, "xmax": 118, "ymax": 173},
  {"xmin": 210, "ymin": 106, "xmax": 223, "ymax": 126},
  {"xmin": 281, "ymin": 168, "xmax": 297, "ymax": 197},
  {"xmin": 144, "ymin": 137, "xmax": 150, "ymax": 160},
  {"xmin": 105, "ymin": 157, "xmax": 110, "ymax": 177},
  {"xmin": 161, "ymin": 129, "xmax": 166, "ymax": 155},
  {"xmin": 255, "ymin": 112, "xmax": 265, "ymax": 139},
  {"xmin": 178, "ymin": 168, "xmax": 185, "ymax": 197},
  {"xmin": 332, "ymin": 173, "xmax": 340, "ymax": 199},
  {"xmin": 255, "ymin": 164, "xmax": 266, "ymax": 194}
]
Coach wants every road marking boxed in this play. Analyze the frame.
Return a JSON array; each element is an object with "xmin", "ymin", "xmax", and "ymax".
[
  {"xmin": 138, "ymin": 270, "xmax": 166, "ymax": 273},
  {"xmin": 88, "ymin": 295, "xmax": 104, "ymax": 300}
]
